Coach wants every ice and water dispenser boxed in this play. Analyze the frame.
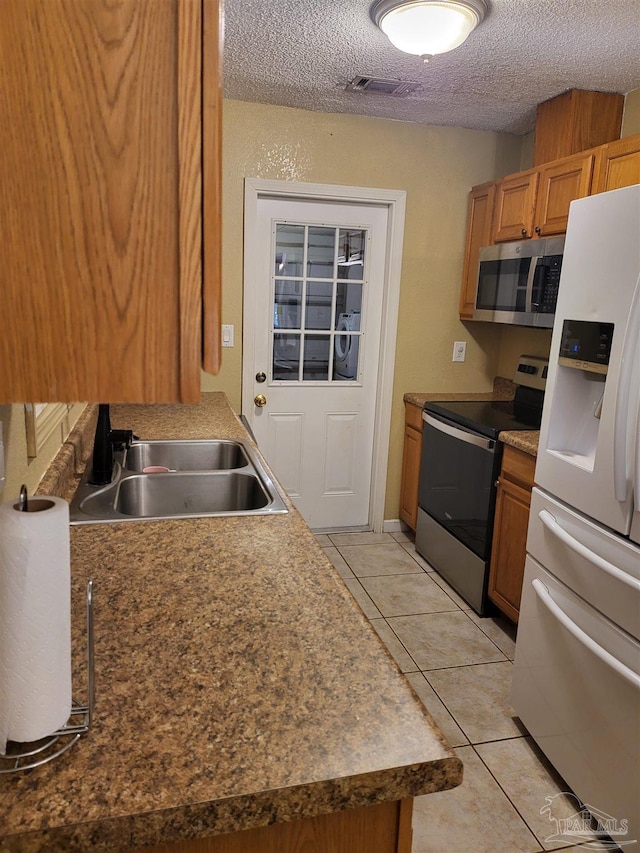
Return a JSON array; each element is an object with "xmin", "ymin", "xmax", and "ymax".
[{"xmin": 545, "ymin": 319, "xmax": 614, "ymax": 471}]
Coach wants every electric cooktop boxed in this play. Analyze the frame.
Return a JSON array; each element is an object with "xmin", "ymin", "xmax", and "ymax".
[{"xmin": 423, "ymin": 396, "xmax": 543, "ymax": 440}]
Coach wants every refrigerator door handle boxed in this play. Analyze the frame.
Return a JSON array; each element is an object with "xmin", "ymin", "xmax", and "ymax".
[
  {"xmin": 539, "ymin": 509, "xmax": 640, "ymax": 591},
  {"xmin": 613, "ymin": 272, "xmax": 640, "ymax": 502},
  {"xmin": 532, "ymin": 578, "xmax": 640, "ymax": 689}
]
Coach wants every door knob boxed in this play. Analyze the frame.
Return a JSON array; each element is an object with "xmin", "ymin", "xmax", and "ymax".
[{"xmin": 254, "ymin": 394, "xmax": 267, "ymax": 407}]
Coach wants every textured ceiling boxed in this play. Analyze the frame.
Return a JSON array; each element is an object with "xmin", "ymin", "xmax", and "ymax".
[{"xmin": 223, "ymin": 0, "xmax": 640, "ymax": 134}]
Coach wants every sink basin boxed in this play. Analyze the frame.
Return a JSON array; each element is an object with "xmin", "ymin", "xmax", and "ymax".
[
  {"xmin": 124, "ymin": 440, "xmax": 249, "ymax": 472},
  {"xmin": 69, "ymin": 438, "xmax": 287, "ymax": 524},
  {"xmin": 115, "ymin": 472, "xmax": 269, "ymax": 517}
]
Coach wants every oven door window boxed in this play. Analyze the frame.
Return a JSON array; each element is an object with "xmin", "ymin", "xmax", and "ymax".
[
  {"xmin": 418, "ymin": 418, "xmax": 500, "ymax": 559},
  {"xmin": 476, "ymin": 257, "xmax": 531, "ymax": 312}
]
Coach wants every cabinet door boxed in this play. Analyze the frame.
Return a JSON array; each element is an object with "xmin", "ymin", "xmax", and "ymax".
[
  {"xmin": 399, "ymin": 404, "xmax": 423, "ymax": 531},
  {"xmin": 534, "ymin": 152, "xmax": 594, "ymax": 237},
  {"xmin": 591, "ymin": 134, "xmax": 640, "ymax": 195},
  {"xmin": 492, "ymin": 170, "xmax": 539, "ymax": 242},
  {"xmin": 0, "ymin": 0, "xmax": 220, "ymax": 403},
  {"xmin": 488, "ymin": 476, "xmax": 532, "ymax": 623},
  {"xmin": 458, "ymin": 182, "xmax": 496, "ymax": 319}
]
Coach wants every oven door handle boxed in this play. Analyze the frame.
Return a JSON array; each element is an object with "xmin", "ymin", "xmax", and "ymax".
[{"xmin": 422, "ymin": 413, "xmax": 495, "ymax": 451}]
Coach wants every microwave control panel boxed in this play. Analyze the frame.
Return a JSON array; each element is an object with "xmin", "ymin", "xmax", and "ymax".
[{"xmin": 537, "ymin": 255, "xmax": 563, "ymax": 313}]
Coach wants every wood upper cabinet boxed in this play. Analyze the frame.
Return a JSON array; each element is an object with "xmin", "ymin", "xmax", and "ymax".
[
  {"xmin": 493, "ymin": 151, "xmax": 594, "ymax": 243},
  {"xmin": 492, "ymin": 170, "xmax": 539, "ymax": 242},
  {"xmin": 535, "ymin": 151, "xmax": 594, "ymax": 236},
  {"xmin": 399, "ymin": 402, "xmax": 423, "ymax": 531},
  {"xmin": 458, "ymin": 182, "xmax": 496, "ymax": 319},
  {"xmin": 592, "ymin": 133, "xmax": 640, "ymax": 195},
  {"xmin": 488, "ymin": 445, "xmax": 536, "ymax": 624},
  {"xmin": 0, "ymin": 0, "xmax": 222, "ymax": 404}
]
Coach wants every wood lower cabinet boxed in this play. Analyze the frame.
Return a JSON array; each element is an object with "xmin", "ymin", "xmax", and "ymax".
[
  {"xmin": 488, "ymin": 445, "xmax": 536, "ymax": 624},
  {"xmin": 592, "ymin": 134, "xmax": 640, "ymax": 194},
  {"xmin": 0, "ymin": 0, "xmax": 221, "ymax": 403},
  {"xmin": 129, "ymin": 799, "xmax": 413, "ymax": 853},
  {"xmin": 399, "ymin": 402, "xmax": 423, "ymax": 531}
]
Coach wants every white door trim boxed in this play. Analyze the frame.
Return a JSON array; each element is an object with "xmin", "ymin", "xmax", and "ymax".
[{"xmin": 243, "ymin": 178, "xmax": 406, "ymax": 532}]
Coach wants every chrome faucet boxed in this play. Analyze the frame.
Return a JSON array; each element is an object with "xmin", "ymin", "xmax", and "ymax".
[{"xmin": 89, "ymin": 404, "xmax": 135, "ymax": 485}]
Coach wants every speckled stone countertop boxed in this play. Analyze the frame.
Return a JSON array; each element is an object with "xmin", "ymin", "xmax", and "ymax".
[
  {"xmin": 404, "ymin": 378, "xmax": 538, "ymax": 457},
  {"xmin": 1, "ymin": 393, "xmax": 462, "ymax": 852}
]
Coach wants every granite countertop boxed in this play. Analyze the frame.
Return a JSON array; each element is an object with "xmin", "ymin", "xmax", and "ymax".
[
  {"xmin": 404, "ymin": 378, "xmax": 539, "ymax": 457},
  {"xmin": 1, "ymin": 393, "xmax": 462, "ymax": 852}
]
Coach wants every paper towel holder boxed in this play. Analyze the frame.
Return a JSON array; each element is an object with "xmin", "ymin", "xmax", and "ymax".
[{"xmin": 0, "ymin": 579, "xmax": 95, "ymax": 774}]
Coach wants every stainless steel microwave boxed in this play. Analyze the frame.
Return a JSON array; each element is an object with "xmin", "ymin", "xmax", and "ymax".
[{"xmin": 473, "ymin": 236, "xmax": 565, "ymax": 328}]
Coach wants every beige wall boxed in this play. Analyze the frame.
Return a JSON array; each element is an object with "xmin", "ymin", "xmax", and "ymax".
[
  {"xmin": 622, "ymin": 87, "xmax": 640, "ymax": 137},
  {"xmin": 203, "ymin": 99, "xmax": 524, "ymax": 519},
  {"xmin": 0, "ymin": 404, "xmax": 84, "ymax": 500}
]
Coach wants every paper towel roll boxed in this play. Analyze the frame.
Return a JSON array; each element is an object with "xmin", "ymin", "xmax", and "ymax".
[{"xmin": 0, "ymin": 496, "xmax": 72, "ymax": 755}]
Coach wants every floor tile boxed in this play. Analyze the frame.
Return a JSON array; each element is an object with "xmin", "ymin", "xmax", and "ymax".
[
  {"xmin": 369, "ymin": 619, "xmax": 418, "ymax": 673},
  {"xmin": 399, "ymin": 542, "xmax": 435, "ymax": 572},
  {"xmin": 338, "ymin": 543, "xmax": 425, "ymax": 577},
  {"xmin": 314, "ymin": 533, "xmax": 332, "ymax": 547},
  {"xmin": 328, "ymin": 531, "xmax": 394, "ymax": 546},
  {"xmin": 467, "ymin": 610, "xmax": 517, "ymax": 660},
  {"xmin": 342, "ymin": 578, "xmax": 382, "ymax": 619},
  {"xmin": 387, "ymin": 611, "xmax": 507, "ymax": 670},
  {"xmin": 322, "ymin": 546, "xmax": 354, "ymax": 578},
  {"xmin": 425, "ymin": 661, "xmax": 525, "ymax": 744},
  {"xmin": 412, "ymin": 745, "xmax": 542, "ymax": 853},
  {"xmin": 428, "ymin": 570, "xmax": 473, "ymax": 610},
  {"xmin": 476, "ymin": 737, "xmax": 616, "ymax": 851},
  {"xmin": 359, "ymin": 573, "xmax": 459, "ymax": 617},
  {"xmin": 404, "ymin": 672, "xmax": 468, "ymax": 748},
  {"xmin": 391, "ymin": 530, "xmax": 414, "ymax": 544}
]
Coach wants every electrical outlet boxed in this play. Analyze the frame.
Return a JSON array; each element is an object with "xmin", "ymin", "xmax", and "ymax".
[
  {"xmin": 221, "ymin": 324, "xmax": 234, "ymax": 348},
  {"xmin": 452, "ymin": 341, "xmax": 467, "ymax": 362}
]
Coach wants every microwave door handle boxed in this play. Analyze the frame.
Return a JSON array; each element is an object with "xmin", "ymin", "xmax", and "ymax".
[
  {"xmin": 613, "ymin": 272, "xmax": 640, "ymax": 502},
  {"xmin": 524, "ymin": 258, "xmax": 539, "ymax": 313}
]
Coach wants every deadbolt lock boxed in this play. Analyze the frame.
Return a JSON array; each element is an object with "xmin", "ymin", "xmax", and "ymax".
[
  {"xmin": 255, "ymin": 371, "xmax": 266, "ymax": 383},
  {"xmin": 254, "ymin": 394, "xmax": 267, "ymax": 408}
]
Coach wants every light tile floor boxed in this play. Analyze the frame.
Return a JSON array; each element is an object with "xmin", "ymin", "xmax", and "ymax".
[{"xmin": 318, "ymin": 530, "xmax": 624, "ymax": 853}]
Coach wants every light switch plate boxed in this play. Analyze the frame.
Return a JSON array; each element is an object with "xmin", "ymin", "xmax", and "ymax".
[{"xmin": 221, "ymin": 324, "xmax": 235, "ymax": 348}]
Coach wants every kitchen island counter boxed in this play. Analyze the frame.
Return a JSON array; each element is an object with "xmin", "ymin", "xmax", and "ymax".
[{"xmin": 0, "ymin": 394, "xmax": 461, "ymax": 852}]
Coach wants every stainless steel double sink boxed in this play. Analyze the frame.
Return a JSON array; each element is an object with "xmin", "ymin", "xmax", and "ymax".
[{"xmin": 69, "ymin": 439, "xmax": 287, "ymax": 524}]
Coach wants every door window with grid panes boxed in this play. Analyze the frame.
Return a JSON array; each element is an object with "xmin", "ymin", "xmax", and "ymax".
[{"xmin": 272, "ymin": 223, "xmax": 366, "ymax": 383}]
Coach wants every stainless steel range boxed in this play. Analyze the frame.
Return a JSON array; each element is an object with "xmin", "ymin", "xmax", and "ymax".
[{"xmin": 415, "ymin": 356, "xmax": 547, "ymax": 616}]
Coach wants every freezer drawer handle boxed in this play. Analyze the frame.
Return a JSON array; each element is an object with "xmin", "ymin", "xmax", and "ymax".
[
  {"xmin": 539, "ymin": 509, "xmax": 640, "ymax": 592},
  {"xmin": 532, "ymin": 578, "xmax": 640, "ymax": 689},
  {"xmin": 422, "ymin": 413, "xmax": 495, "ymax": 451}
]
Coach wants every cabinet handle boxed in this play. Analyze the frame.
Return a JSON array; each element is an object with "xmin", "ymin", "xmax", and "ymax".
[
  {"xmin": 521, "ymin": 228, "xmax": 528, "ymax": 237},
  {"xmin": 534, "ymin": 226, "xmax": 541, "ymax": 235},
  {"xmin": 494, "ymin": 479, "xmax": 500, "ymax": 488}
]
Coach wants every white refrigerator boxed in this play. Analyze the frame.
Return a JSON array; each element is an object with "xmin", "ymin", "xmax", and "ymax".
[{"xmin": 511, "ymin": 184, "xmax": 640, "ymax": 848}]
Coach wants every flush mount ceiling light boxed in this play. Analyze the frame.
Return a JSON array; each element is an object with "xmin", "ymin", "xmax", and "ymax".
[{"xmin": 371, "ymin": 0, "xmax": 488, "ymax": 60}]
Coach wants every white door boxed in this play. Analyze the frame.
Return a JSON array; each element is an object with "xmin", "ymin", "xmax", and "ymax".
[{"xmin": 243, "ymin": 190, "xmax": 393, "ymax": 530}]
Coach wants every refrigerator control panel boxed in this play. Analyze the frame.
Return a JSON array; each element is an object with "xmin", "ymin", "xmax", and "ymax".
[{"xmin": 558, "ymin": 319, "xmax": 615, "ymax": 375}]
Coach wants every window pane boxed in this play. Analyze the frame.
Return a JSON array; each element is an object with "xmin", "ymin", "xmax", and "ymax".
[
  {"xmin": 307, "ymin": 227, "xmax": 335, "ymax": 278},
  {"xmin": 305, "ymin": 281, "xmax": 333, "ymax": 330},
  {"xmin": 273, "ymin": 333, "xmax": 300, "ymax": 381},
  {"xmin": 335, "ymin": 283, "xmax": 362, "ymax": 322},
  {"xmin": 337, "ymin": 229, "xmax": 365, "ymax": 280},
  {"xmin": 275, "ymin": 224, "xmax": 304, "ymax": 277},
  {"xmin": 303, "ymin": 335, "xmax": 330, "ymax": 380},
  {"xmin": 274, "ymin": 280, "xmax": 301, "ymax": 329},
  {"xmin": 333, "ymin": 334, "xmax": 360, "ymax": 381}
]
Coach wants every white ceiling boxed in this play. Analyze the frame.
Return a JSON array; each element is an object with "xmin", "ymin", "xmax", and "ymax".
[{"xmin": 223, "ymin": 0, "xmax": 640, "ymax": 135}]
